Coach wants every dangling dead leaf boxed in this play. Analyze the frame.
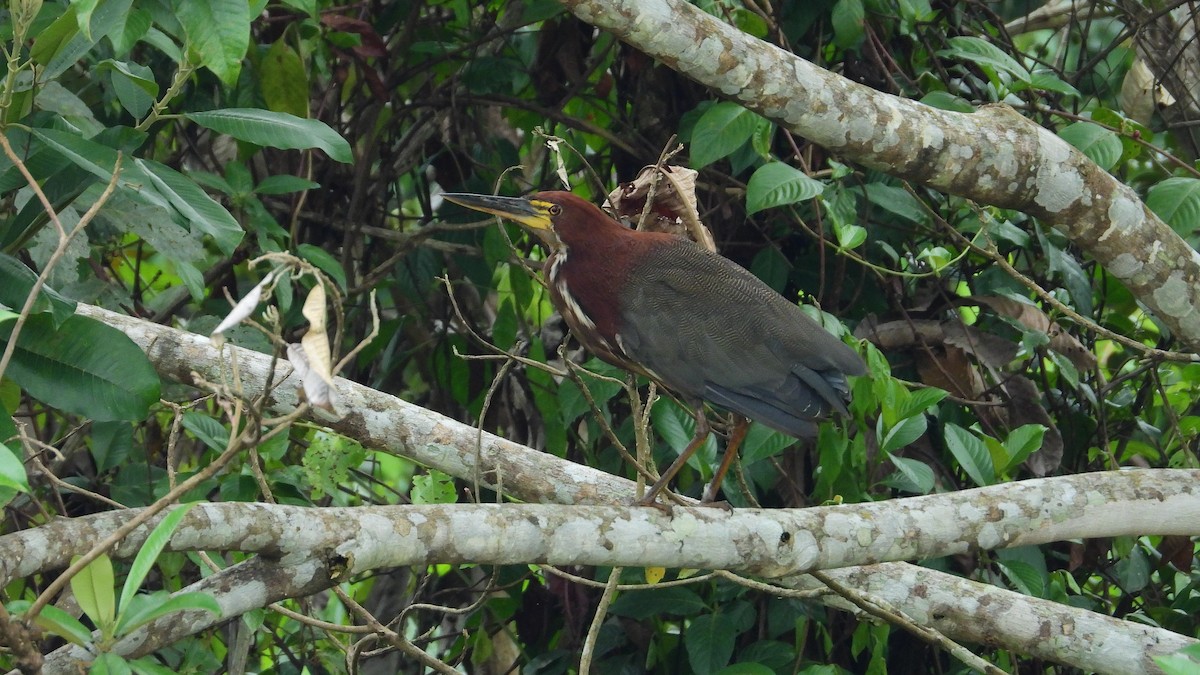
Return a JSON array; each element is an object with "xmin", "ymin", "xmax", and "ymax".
[
  {"xmin": 608, "ymin": 165, "xmax": 716, "ymax": 252},
  {"xmin": 1000, "ymin": 375, "xmax": 1063, "ymax": 476},
  {"xmin": 916, "ymin": 344, "xmax": 986, "ymax": 400},
  {"xmin": 301, "ymin": 284, "xmax": 335, "ymax": 388},
  {"xmin": 211, "ymin": 271, "xmax": 275, "ymax": 340},
  {"xmin": 1120, "ymin": 59, "xmax": 1175, "ymax": 126},
  {"xmin": 287, "ymin": 343, "xmax": 337, "ymax": 411},
  {"xmin": 967, "ymin": 296, "xmax": 1096, "ymax": 371}
]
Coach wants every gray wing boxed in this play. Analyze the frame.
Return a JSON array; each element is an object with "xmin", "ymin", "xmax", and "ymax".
[{"xmin": 618, "ymin": 242, "xmax": 864, "ymax": 437}]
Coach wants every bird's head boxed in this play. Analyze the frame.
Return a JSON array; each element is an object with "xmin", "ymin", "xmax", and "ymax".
[{"xmin": 442, "ymin": 191, "xmax": 622, "ymax": 252}]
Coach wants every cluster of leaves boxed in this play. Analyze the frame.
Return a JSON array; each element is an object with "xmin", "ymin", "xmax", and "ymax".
[{"xmin": 0, "ymin": 0, "xmax": 1198, "ymax": 673}]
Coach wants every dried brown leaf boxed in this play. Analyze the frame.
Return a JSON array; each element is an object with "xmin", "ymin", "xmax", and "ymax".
[
  {"xmin": 969, "ymin": 296, "xmax": 1096, "ymax": 371},
  {"xmin": 608, "ymin": 165, "xmax": 715, "ymax": 252}
]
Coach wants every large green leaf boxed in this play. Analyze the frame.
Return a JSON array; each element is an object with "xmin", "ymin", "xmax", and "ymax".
[
  {"xmin": 96, "ymin": 59, "xmax": 159, "ymax": 118},
  {"xmin": 116, "ymin": 591, "xmax": 221, "ymax": 636},
  {"xmin": 135, "ymin": 158, "xmax": 244, "ymax": 254},
  {"xmin": 745, "ymin": 162, "xmax": 824, "ymax": 214},
  {"xmin": 0, "ymin": 313, "xmax": 161, "ymax": 422},
  {"xmin": 5, "ymin": 600, "xmax": 93, "ymax": 647},
  {"xmin": 31, "ymin": 0, "xmax": 133, "ymax": 79},
  {"xmin": 0, "ymin": 442, "xmax": 29, "ymax": 493},
  {"xmin": 939, "ymin": 36, "xmax": 1030, "ymax": 80},
  {"xmin": 176, "ymin": 0, "xmax": 251, "ymax": 85},
  {"xmin": 185, "ymin": 109, "xmax": 353, "ymax": 163},
  {"xmin": 690, "ymin": 102, "xmax": 759, "ymax": 168},
  {"xmin": 1058, "ymin": 122, "xmax": 1122, "ymax": 171},
  {"xmin": 0, "ymin": 253, "xmax": 77, "ymax": 324},
  {"xmin": 71, "ymin": 553, "xmax": 117, "ymax": 637},
  {"xmin": 831, "ymin": 0, "xmax": 865, "ymax": 48},
  {"xmin": 118, "ymin": 504, "xmax": 197, "ymax": 622},
  {"xmin": 1146, "ymin": 177, "xmax": 1200, "ymax": 241},
  {"xmin": 26, "ymin": 129, "xmax": 244, "ymax": 253},
  {"xmin": 943, "ymin": 423, "xmax": 995, "ymax": 487},
  {"xmin": 261, "ymin": 39, "xmax": 310, "ymax": 118}
]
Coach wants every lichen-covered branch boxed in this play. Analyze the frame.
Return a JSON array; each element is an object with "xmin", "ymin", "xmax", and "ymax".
[
  {"xmin": 5, "ymin": 473, "xmax": 1200, "ymax": 587},
  {"xmin": 560, "ymin": 0, "xmax": 1200, "ymax": 349}
]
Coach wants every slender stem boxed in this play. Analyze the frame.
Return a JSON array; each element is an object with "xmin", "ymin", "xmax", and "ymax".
[{"xmin": 579, "ymin": 566, "xmax": 622, "ymax": 675}]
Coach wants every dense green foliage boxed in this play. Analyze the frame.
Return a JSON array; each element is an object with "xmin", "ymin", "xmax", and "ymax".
[{"xmin": 1, "ymin": 0, "xmax": 1198, "ymax": 673}]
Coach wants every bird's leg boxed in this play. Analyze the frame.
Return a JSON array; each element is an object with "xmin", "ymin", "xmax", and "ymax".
[
  {"xmin": 700, "ymin": 415, "xmax": 749, "ymax": 504},
  {"xmin": 636, "ymin": 407, "xmax": 710, "ymax": 507}
]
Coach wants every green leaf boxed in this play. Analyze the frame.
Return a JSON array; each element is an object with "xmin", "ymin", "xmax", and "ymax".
[
  {"xmin": 1154, "ymin": 643, "xmax": 1200, "ymax": 675},
  {"xmin": 745, "ymin": 162, "xmax": 824, "ymax": 214},
  {"xmin": 255, "ymin": 175, "xmax": 320, "ymax": 195},
  {"xmin": 261, "ymin": 39, "xmax": 310, "ymax": 118},
  {"xmin": 181, "ymin": 413, "xmax": 230, "ymax": 452},
  {"xmin": 738, "ymin": 422, "xmax": 795, "ymax": 465},
  {"xmin": 939, "ymin": 36, "xmax": 1030, "ymax": 81},
  {"xmin": 996, "ymin": 559, "xmax": 1045, "ymax": 596},
  {"xmin": 302, "ymin": 430, "xmax": 367, "ymax": 500},
  {"xmin": 919, "ymin": 91, "xmax": 975, "ymax": 113},
  {"xmin": 0, "ymin": 252, "xmax": 77, "ymax": 324},
  {"xmin": 412, "ymin": 469, "xmax": 458, "ymax": 504},
  {"xmin": 0, "ymin": 314, "xmax": 160, "ymax": 422},
  {"xmin": 127, "ymin": 656, "xmax": 180, "ymax": 675},
  {"xmin": 96, "ymin": 59, "xmax": 159, "ymax": 118},
  {"xmin": 7, "ymin": 600, "xmax": 93, "ymax": 647},
  {"xmin": 861, "ymin": 183, "xmax": 930, "ymax": 225},
  {"xmin": 652, "ymin": 399, "xmax": 716, "ymax": 472},
  {"xmin": 690, "ymin": 102, "xmax": 759, "ymax": 169},
  {"xmin": 0, "ymin": 442, "xmax": 29, "ymax": 493},
  {"xmin": 1021, "ymin": 71, "xmax": 1081, "ymax": 97},
  {"xmin": 176, "ymin": 0, "xmax": 251, "ymax": 85},
  {"xmin": 72, "ymin": 553, "xmax": 117, "ymax": 637},
  {"xmin": 1114, "ymin": 545, "xmax": 1151, "ymax": 592},
  {"xmin": 30, "ymin": 127, "xmax": 122, "ymax": 180},
  {"xmin": 608, "ymin": 586, "xmax": 707, "ymax": 619},
  {"xmin": 943, "ymin": 423, "xmax": 995, "ymax": 486},
  {"xmin": 881, "ymin": 414, "xmax": 926, "ymax": 453},
  {"xmin": 185, "ymin": 109, "xmax": 353, "ymax": 164},
  {"xmin": 1147, "ymin": 177, "xmax": 1200, "ymax": 241},
  {"xmin": 135, "ymin": 158, "xmax": 244, "ymax": 255},
  {"xmin": 686, "ymin": 612, "xmax": 737, "ymax": 675},
  {"xmin": 91, "ymin": 652, "xmax": 133, "ymax": 675},
  {"xmin": 1058, "ymin": 122, "xmax": 1122, "ymax": 171},
  {"xmin": 32, "ymin": 0, "xmax": 133, "ymax": 79},
  {"xmin": 297, "ymin": 243, "xmax": 348, "ymax": 290},
  {"xmin": 831, "ymin": 0, "xmax": 865, "ymax": 48},
  {"xmin": 886, "ymin": 454, "xmax": 935, "ymax": 494},
  {"xmin": 834, "ymin": 221, "xmax": 867, "ymax": 249},
  {"xmin": 896, "ymin": 387, "xmax": 947, "ymax": 420},
  {"xmin": 117, "ymin": 590, "xmax": 220, "ymax": 636},
  {"xmin": 1001, "ymin": 424, "xmax": 1046, "ymax": 473},
  {"xmin": 28, "ymin": 129, "xmax": 243, "ymax": 254},
  {"xmin": 118, "ymin": 504, "xmax": 197, "ymax": 626}
]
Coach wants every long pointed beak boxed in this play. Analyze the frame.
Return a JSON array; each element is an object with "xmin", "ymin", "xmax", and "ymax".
[{"xmin": 442, "ymin": 193, "xmax": 552, "ymax": 231}]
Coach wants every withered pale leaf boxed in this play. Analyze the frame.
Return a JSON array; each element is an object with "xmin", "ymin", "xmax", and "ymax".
[
  {"xmin": 212, "ymin": 271, "xmax": 274, "ymax": 337},
  {"xmin": 301, "ymin": 284, "xmax": 335, "ymax": 387}
]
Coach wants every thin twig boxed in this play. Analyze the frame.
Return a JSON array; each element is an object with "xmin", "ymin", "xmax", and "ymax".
[{"xmin": 580, "ymin": 567, "xmax": 622, "ymax": 675}]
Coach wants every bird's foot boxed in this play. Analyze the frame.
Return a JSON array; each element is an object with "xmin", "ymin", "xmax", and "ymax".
[{"xmin": 697, "ymin": 498, "xmax": 734, "ymax": 512}]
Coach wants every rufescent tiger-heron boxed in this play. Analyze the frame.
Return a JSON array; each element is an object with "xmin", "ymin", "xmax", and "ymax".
[{"xmin": 444, "ymin": 191, "xmax": 866, "ymax": 506}]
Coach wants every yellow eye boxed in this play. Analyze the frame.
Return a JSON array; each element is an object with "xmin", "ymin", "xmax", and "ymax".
[{"xmin": 549, "ymin": 204, "xmax": 562, "ymax": 216}]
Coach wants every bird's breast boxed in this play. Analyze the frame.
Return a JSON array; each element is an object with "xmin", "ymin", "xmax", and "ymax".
[{"xmin": 544, "ymin": 248, "xmax": 637, "ymax": 370}]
